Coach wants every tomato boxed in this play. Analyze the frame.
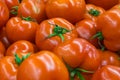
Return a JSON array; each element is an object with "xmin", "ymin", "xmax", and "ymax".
[
  {"xmin": 17, "ymin": 51, "xmax": 69, "ymax": 80},
  {"xmin": 92, "ymin": 65, "xmax": 120, "ymax": 80},
  {"xmin": 0, "ymin": 41, "xmax": 5, "ymax": 59},
  {"xmin": 0, "ymin": 27, "xmax": 11, "ymax": 48},
  {"xmin": 6, "ymin": 40, "xmax": 35, "ymax": 57},
  {"xmin": 2, "ymin": 0, "xmax": 19, "ymax": 10},
  {"xmin": 35, "ymin": 18, "xmax": 78, "ymax": 51},
  {"xmin": 53, "ymin": 38, "xmax": 101, "ymax": 71},
  {"xmin": 84, "ymin": 4, "xmax": 105, "ymax": 22},
  {"xmin": 45, "ymin": 0, "xmax": 86, "ymax": 23},
  {"xmin": 98, "ymin": 50, "xmax": 120, "ymax": 67},
  {"xmin": 0, "ymin": 1, "xmax": 9, "ymax": 29},
  {"xmin": 6, "ymin": 17, "xmax": 38, "ymax": 43},
  {"xmin": 0, "ymin": 56, "xmax": 18, "ymax": 80},
  {"xmin": 18, "ymin": 0, "xmax": 46, "ymax": 23},
  {"xmin": 86, "ymin": 0, "xmax": 119, "ymax": 10},
  {"xmin": 96, "ymin": 8, "xmax": 120, "ymax": 51},
  {"xmin": 75, "ymin": 19, "xmax": 99, "ymax": 48}
]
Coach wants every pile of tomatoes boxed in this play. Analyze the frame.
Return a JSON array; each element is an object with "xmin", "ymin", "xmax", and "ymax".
[{"xmin": 0, "ymin": 0, "xmax": 120, "ymax": 80}]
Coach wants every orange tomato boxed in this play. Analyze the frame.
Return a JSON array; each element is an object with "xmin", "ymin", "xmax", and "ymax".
[
  {"xmin": 46, "ymin": 0, "xmax": 86, "ymax": 23},
  {"xmin": 17, "ymin": 51, "xmax": 69, "ymax": 80}
]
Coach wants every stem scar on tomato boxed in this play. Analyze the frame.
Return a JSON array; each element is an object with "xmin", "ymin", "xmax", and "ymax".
[{"xmin": 46, "ymin": 22, "xmax": 71, "ymax": 42}]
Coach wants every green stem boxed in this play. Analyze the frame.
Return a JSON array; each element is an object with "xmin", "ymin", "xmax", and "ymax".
[
  {"xmin": 10, "ymin": 6, "xmax": 18, "ymax": 15},
  {"xmin": 21, "ymin": 16, "xmax": 36, "ymax": 22},
  {"xmin": 88, "ymin": 9, "xmax": 100, "ymax": 16},
  {"xmin": 14, "ymin": 53, "xmax": 31, "ymax": 66},
  {"xmin": 47, "ymin": 23, "xmax": 70, "ymax": 42},
  {"xmin": 76, "ymin": 68, "xmax": 94, "ymax": 73},
  {"xmin": 98, "ymin": 40, "xmax": 105, "ymax": 51},
  {"xmin": 76, "ymin": 71, "xmax": 85, "ymax": 80},
  {"xmin": 91, "ymin": 32, "xmax": 104, "ymax": 40},
  {"xmin": 58, "ymin": 34, "xmax": 64, "ymax": 42},
  {"xmin": 64, "ymin": 61, "xmax": 93, "ymax": 80}
]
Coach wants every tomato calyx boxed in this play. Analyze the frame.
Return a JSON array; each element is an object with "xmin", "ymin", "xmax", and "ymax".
[
  {"xmin": 66, "ymin": 63, "xmax": 94, "ymax": 80},
  {"xmin": 91, "ymin": 32, "xmax": 105, "ymax": 50},
  {"xmin": 88, "ymin": 9, "xmax": 100, "ymax": 16},
  {"xmin": 10, "ymin": 6, "xmax": 18, "ymax": 16},
  {"xmin": 47, "ymin": 23, "xmax": 70, "ymax": 41},
  {"xmin": 21, "ymin": 16, "xmax": 36, "ymax": 22},
  {"xmin": 14, "ymin": 53, "xmax": 31, "ymax": 66}
]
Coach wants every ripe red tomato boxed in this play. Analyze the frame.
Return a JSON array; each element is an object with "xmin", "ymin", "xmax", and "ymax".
[
  {"xmin": 98, "ymin": 50, "xmax": 120, "ymax": 67},
  {"xmin": 5, "ymin": 40, "xmax": 35, "ymax": 58},
  {"xmin": 96, "ymin": 8, "xmax": 120, "ymax": 51},
  {"xmin": 0, "ymin": 1, "xmax": 9, "ymax": 29},
  {"xmin": 46, "ymin": 0, "xmax": 86, "ymax": 23},
  {"xmin": 75, "ymin": 19, "xmax": 99, "ymax": 48},
  {"xmin": 17, "ymin": 51, "xmax": 69, "ymax": 80},
  {"xmin": 0, "ymin": 41, "xmax": 5, "ymax": 59},
  {"xmin": 84, "ymin": 4, "xmax": 105, "ymax": 22},
  {"xmin": 92, "ymin": 65, "xmax": 120, "ymax": 80},
  {"xmin": 35, "ymin": 18, "xmax": 78, "ymax": 51},
  {"xmin": 2, "ymin": 0, "xmax": 19, "ymax": 10},
  {"xmin": 0, "ymin": 56, "xmax": 18, "ymax": 80},
  {"xmin": 18, "ymin": 0, "xmax": 46, "ymax": 23},
  {"xmin": 86, "ymin": 0, "xmax": 119, "ymax": 10},
  {"xmin": 6, "ymin": 17, "xmax": 38, "ymax": 43},
  {"xmin": 53, "ymin": 38, "xmax": 101, "ymax": 71}
]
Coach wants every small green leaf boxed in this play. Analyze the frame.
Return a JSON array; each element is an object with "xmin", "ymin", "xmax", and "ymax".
[
  {"xmin": 76, "ymin": 71, "xmax": 85, "ymax": 80},
  {"xmin": 21, "ymin": 53, "xmax": 31, "ymax": 61},
  {"xmin": 14, "ymin": 53, "xmax": 22, "ymax": 66},
  {"xmin": 76, "ymin": 68, "xmax": 94, "ymax": 73},
  {"xmin": 88, "ymin": 9, "xmax": 100, "ymax": 16}
]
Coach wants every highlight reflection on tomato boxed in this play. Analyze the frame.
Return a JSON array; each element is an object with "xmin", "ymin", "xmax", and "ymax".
[
  {"xmin": 6, "ymin": 17, "xmax": 38, "ymax": 43},
  {"xmin": 17, "ymin": 51, "xmax": 69, "ymax": 80},
  {"xmin": 6, "ymin": 40, "xmax": 35, "ymax": 58},
  {"xmin": 35, "ymin": 18, "xmax": 78, "ymax": 51},
  {"xmin": 0, "ymin": 56, "xmax": 18, "ymax": 80},
  {"xmin": 0, "ymin": 1, "xmax": 9, "ymax": 29},
  {"xmin": 92, "ymin": 65, "xmax": 120, "ymax": 80},
  {"xmin": 46, "ymin": 0, "xmax": 86, "ymax": 23}
]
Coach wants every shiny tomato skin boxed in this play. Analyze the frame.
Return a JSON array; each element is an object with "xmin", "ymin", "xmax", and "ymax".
[
  {"xmin": 98, "ymin": 50, "xmax": 120, "ymax": 67},
  {"xmin": 97, "ymin": 9, "xmax": 120, "ymax": 51},
  {"xmin": 46, "ymin": 0, "xmax": 86, "ymax": 23},
  {"xmin": 35, "ymin": 18, "xmax": 78, "ymax": 51},
  {"xmin": 17, "ymin": 51, "xmax": 69, "ymax": 80},
  {"xmin": 92, "ymin": 65, "xmax": 120, "ymax": 80},
  {"xmin": 18, "ymin": 0, "xmax": 46, "ymax": 23},
  {"xmin": 0, "ymin": 41, "xmax": 5, "ymax": 59},
  {"xmin": 0, "ymin": 1, "xmax": 9, "ymax": 29},
  {"xmin": 75, "ymin": 19, "xmax": 99, "ymax": 48},
  {"xmin": 6, "ymin": 17, "xmax": 38, "ymax": 43},
  {"xmin": 0, "ymin": 56, "xmax": 18, "ymax": 80},
  {"xmin": 86, "ymin": 0, "xmax": 119, "ymax": 10},
  {"xmin": 5, "ymin": 40, "xmax": 35, "ymax": 57},
  {"xmin": 53, "ymin": 38, "xmax": 100, "ymax": 71},
  {"xmin": 84, "ymin": 4, "xmax": 105, "ymax": 22},
  {"xmin": 2, "ymin": 0, "xmax": 19, "ymax": 10}
]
